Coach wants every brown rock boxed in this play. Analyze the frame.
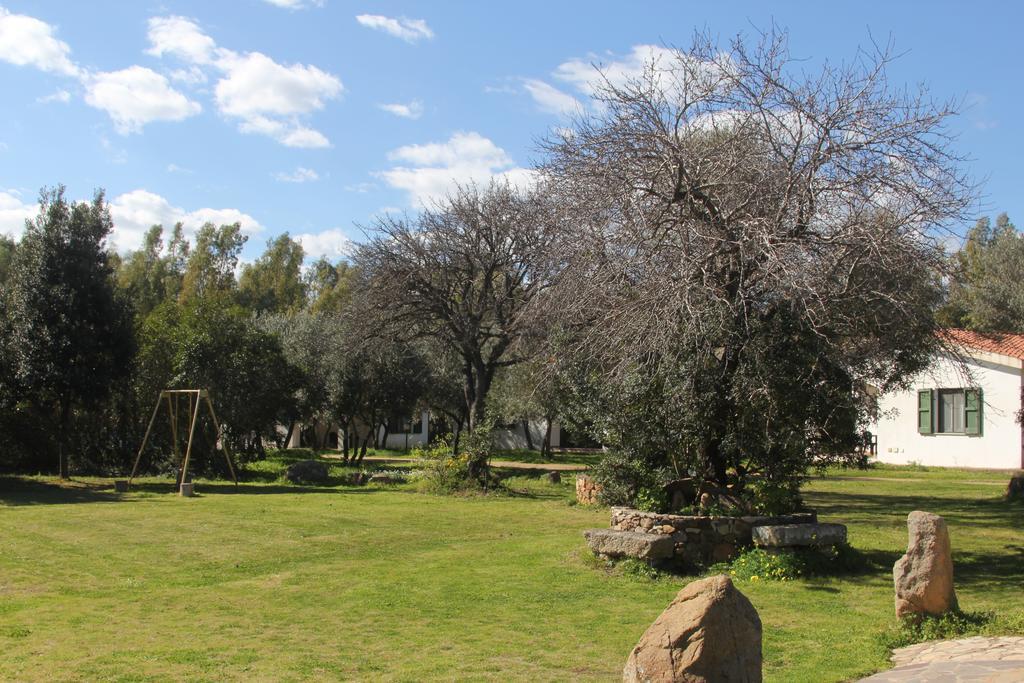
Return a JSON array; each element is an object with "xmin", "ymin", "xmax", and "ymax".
[
  {"xmin": 1007, "ymin": 473, "xmax": 1024, "ymax": 502},
  {"xmin": 623, "ymin": 574, "xmax": 762, "ymax": 683},
  {"xmin": 576, "ymin": 475, "xmax": 602, "ymax": 505},
  {"xmin": 893, "ymin": 511, "xmax": 958, "ymax": 621}
]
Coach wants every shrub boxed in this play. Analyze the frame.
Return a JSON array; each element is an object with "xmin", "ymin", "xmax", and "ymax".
[
  {"xmin": 417, "ymin": 425, "xmax": 495, "ymax": 494},
  {"xmin": 715, "ymin": 548, "xmax": 805, "ymax": 582},
  {"xmin": 713, "ymin": 543, "xmax": 869, "ymax": 582},
  {"xmin": 877, "ymin": 610, "xmax": 1010, "ymax": 653},
  {"xmin": 590, "ymin": 450, "xmax": 671, "ymax": 509},
  {"xmin": 745, "ymin": 478, "xmax": 804, "ymax": 515}
]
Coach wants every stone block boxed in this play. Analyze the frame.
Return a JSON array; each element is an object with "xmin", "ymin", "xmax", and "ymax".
[
  {"xmin": 584, "ymin": 529, "xmax": 675, "ymax": 561},
  {"xmin": 752, "ymin": 523, "xmax": 846, "ymax": 548}
]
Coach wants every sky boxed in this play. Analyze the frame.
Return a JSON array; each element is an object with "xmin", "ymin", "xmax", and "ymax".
[{"xmin": 0, "ymin": 1, "xmax": 1021, "ymax": 263}]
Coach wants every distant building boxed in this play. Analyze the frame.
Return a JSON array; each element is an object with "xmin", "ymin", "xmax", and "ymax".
[{"xmin": 872, "ymin": 329, "xmax": 1024, "ymax": 469}]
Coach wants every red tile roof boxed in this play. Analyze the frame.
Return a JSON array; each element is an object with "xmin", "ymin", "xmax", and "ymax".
[{"xmin": 942, "ymin": 328, "xmax": 1024, "ymax": 361}]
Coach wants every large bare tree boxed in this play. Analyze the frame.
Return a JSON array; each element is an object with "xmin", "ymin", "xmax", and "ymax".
[
  {"xmin": 542, "ymin": 29, "xmax": 974, "ymax": 495},
  {"xmin": 354, "ymin": 183, "xmax": 558, "ymax": 432}
]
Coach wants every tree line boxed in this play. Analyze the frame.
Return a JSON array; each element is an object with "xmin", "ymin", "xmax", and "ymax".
[{"xmin": 1, "ymin": 29, "xmax": 1009, "ymax": 510}]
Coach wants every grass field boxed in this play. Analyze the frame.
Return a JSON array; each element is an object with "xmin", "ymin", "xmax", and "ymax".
[{"xmin": 1, "ymin": 455, "xmax": 1021, "ymax": 681}]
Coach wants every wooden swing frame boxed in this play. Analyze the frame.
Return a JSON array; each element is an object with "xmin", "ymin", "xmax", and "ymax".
[{"xmin": 129, "ymin": 389, "xmax": 238, "ymax": 488}]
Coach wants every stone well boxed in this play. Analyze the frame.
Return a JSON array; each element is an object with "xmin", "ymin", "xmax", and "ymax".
[{"xmin": 610, "ymin": 506, "xmax": 817, "ymax": 566}]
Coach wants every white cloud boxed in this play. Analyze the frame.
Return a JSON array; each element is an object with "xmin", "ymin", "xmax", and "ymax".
[
  {"xmin": 36, "ymin": 88, "xmax": 71, "ymax": 104},
  {"xmin": 166, "ymin": 163, "xmax": 192, "ymax": 173},
  {"xmin": 553, "ymin": 44, "xmax": 733, "ymax": 105},
  {"xmin": 554, "ymin": 45, "xmax": 680, "ymax": 97},
  {"xmin": 146, "ymin": 16, "xmax": 341, "ymax": 148},
  {"xmin": 0, "ymin": 190, "xmax": 35, "ymax": 238},
  {"xmin": 109, "ymin": 189, "xmax": 262, "ymax": 252},
  {"xmin": 274, "ymin": 167, "xmax": 318, "ymax": 183},
  {"xmin": 344, "ymin": 182, "xmax": 377, "ymax": 193},
  {"xmin": 83, "ymin": 66, "xmax": 201, "ymax": 134},
  {"xmin": 145, "ymin": 16, "xmax": 219, "ymax": 66},
  {"xmin": 521, "ymin": 79, "xmax": 580, "ymax": 116},
  {"xmin": 355, "ymin": 14, "xmax": 434, "ymax": 43},
  {"xmin": 0, "ymin": 7, "xmax": 79, "ymax": 76},
  {"xmin": 295, "ymin": 228, "xmax": 354, "ymax": 260},
  {"xmin": 169, "ymin": 66, "xmax": 207, "ymax": 86},
  {"xmin": 378, "ymin": 100, "xmax": 423, "ymax": 119},
  {"xmin": 263, "ymin": 0, "xmax": 324, "ymax": 8},
  {"xmin": 379, "ymin": 131, "xmax": 535, "ymax": 207},
  {"xmin": 215, "ymin": 50, "xmax": 341, "ymax": 120}
]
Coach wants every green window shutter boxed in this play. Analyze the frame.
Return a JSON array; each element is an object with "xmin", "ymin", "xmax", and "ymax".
[
  {"xmin": 918, "ymin": 389, "xmax": 933, "ymax": 434},
  {"xmin": 965, "ymin": 388, "xmax": 983, "ymax": 435}
]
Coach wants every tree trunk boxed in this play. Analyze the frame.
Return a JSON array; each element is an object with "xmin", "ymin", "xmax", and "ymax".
[
  {"xmin": 58, "ymin": 398, "xmax": 71, "ymax": 479},
  {"xmin": 541, "ymin": 417, "xmax": 553, "ymax": 459},
  {"xmin": 282, "ymin": 420, "xmax": 296, "ymax": 450},
  {"xmin": 379, "ymin": 423, "xmax": 390, "ymax": 450},
  {"xmin": 340, "ymin": 421, "xmax": 350, "ymax": 461},
  {"xmin": 522, "ymin": 418, "xmax": 535, "ymax": 451}
]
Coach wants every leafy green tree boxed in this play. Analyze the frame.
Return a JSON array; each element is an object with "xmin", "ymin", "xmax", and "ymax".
[
  {"xmin": 4, "ymin": 187, "xmax": 133, "ymax": 478},
  {"xmin": 490, "ymin": 357, "xmax": 563, "ymax": 457},
  {"xmin": 136, "ymin": 299, "xmax": 301, "ymax": 461},
  {"xmin": 0, "ymin": 234, "xmax": 15, "ymax": 285},
  {"xmin": 256, "ymin": 311, "xmax": 343, "ymax": 448},
  {"xmin": 179, "ymin": 222, "xmax": 246, "ymax": 304},
  {"xmin": 939, "ymin": 213, "xmax": 1023, "ymax": 332},
  {"xmin": 239, "ymin": 233, "xmax": 307, "ymax": 314},
  {"xmin": 117, "ymin": 223, "xmax": 189, "ymax": 318},
  {"xmin": 305, "ymin": 257, "xmax": 356, "ymax": 313}
]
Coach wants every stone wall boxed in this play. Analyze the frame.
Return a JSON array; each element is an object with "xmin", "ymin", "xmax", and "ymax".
[{"xmin": 610, "ymin": 507, "xmax": 817, "ymax": 566}]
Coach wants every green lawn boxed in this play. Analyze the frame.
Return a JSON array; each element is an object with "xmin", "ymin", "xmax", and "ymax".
[{"xmin": 0, "ymin": 458, "xmax": 1021, "ymax": 681}]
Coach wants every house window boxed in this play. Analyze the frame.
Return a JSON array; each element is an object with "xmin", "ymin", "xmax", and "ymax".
[
  {"xmin": 937, "ymin": 390, "xmax": 965, "ymax": 433},
  {"xmin": 387, "ymin": 416, "xmax": 409, "ymax": 433},
  {"xmin": 917, "ymin": 388, "xmax": 982, "ymax": 436},
  {"xmin": 388, "ymin": 415, "xmax": 423, "ymax": 434}
]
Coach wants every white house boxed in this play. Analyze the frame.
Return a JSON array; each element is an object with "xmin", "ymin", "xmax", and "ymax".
[
  {"xmin": 283, "ymin": 412, "xmax": 567, "ymax": 452},
  {"xmin": 872, "ymin": 329, "xmax": 1024, "ymax": 470}
]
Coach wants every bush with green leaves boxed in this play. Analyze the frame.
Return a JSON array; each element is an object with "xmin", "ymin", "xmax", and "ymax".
[
  {"xmin": 589, "ymin": 449, "xmax": 671, "ymax": 509},
  {"xmin": 877, "ymin": 610, "xmax": 1024, "ymax": 653},
  {"xmin": 417, "ymin": 425, "xmax": 495, "ymax": 494},
  {"xmin": 713, "ymin": 543, "xmax": 869, "ymax": 581}
]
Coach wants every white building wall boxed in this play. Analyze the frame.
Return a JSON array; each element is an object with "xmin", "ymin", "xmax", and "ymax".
[
  {"xmin": 492, "ymin": 420, "xmax": 561, "ymax": 450},
  {"xmin": 873, "ymin": 353, "xmax": 1022, "ymax": 469},
  {"xmin": 380, "ymin": 410, "xmax": 431, "ymax": 450}
]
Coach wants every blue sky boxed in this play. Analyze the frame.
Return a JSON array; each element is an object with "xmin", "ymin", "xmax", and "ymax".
[{"xmin": 0, "ymin": 1, "xmax": 1020, "ymax": 262}]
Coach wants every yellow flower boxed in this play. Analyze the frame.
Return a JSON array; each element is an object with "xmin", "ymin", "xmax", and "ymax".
[{"xmin": 751, "ymin": 575, "xmax": 759, "ymax": 581}]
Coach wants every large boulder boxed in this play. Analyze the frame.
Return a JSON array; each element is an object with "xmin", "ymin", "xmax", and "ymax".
[
  {"xmin": 584, "ymin": 529, "xmax": 674, "ymax": 562},
  {"xmin": 751, "ymin": 523, "xmax": 847, "ymax": 548},
  {"xmin": 284, "ymin": 459, "xmax": 329, "ymax": 484},
  {"xmin": 623, "ymin": 574, "xmax": 762, "ymax": 683},
  {"xmin": 893, "ymin": 511, "xmax": 958, "ymax": 621}
]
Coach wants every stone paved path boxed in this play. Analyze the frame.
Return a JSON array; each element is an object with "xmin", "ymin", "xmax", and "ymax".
[{"xmin": 860, "ymin": 636, "xmax": 1024, "ymax": 682}]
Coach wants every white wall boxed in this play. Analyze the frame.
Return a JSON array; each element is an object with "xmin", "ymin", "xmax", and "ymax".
[
  {"xmin": 492, "ymin": 420, "xmax": 561, "ymax": 450},
  {"xmin": 380, "ymin": 411, "xmax": 431, "ymax": 450},
  {"xmin": 873, "ymin": 353, "xmax": 1022, "ymax": 469}
]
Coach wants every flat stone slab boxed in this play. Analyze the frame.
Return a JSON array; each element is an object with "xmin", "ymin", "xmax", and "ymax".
[
  {"xmin": 583, "ymin": 529, "xmax": 674, "ymax": 561},
  {"xmin": 751, "ymin": 522, "xmax": 847, "ymax": 548},
  {"xmin": 860, "ymin": 660, "xmax": 1024, "ymax": 681},
  {"xmin": 859, "ymin": 636, "xmax": 1024, "ymax": 681},
  {"xmin": 892, "ymin": 637, "xmax": 1024, "ymax": 667}
]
